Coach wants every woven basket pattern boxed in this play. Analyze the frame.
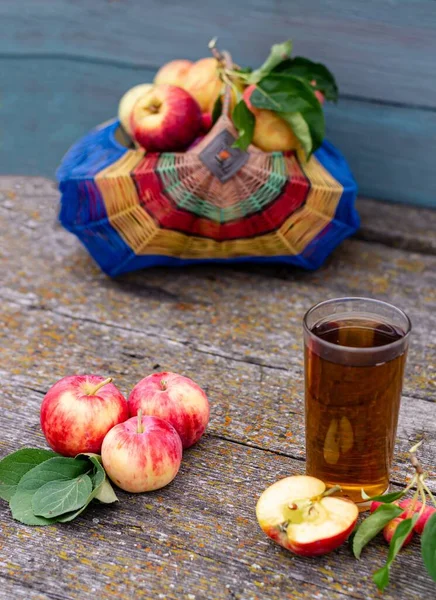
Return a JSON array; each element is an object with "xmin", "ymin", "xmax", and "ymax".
[{"xmin": 57, "ymin": 78, "xmax": 359, "ymax": 275}]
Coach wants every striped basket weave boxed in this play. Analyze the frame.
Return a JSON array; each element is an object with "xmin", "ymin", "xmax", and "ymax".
[{"xmin": 57, "ymin": 74, "xmax": 359, "ymax": 276}]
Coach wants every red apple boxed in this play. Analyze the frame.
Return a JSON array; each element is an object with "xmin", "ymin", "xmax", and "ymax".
[
  {"xmin": 399, "ymin": 499, "xmax": 436, "ymax": 534},
  {"xmin": 383, "ymin": 516, "xmax": 414, "ymax": 546},
  {"xmin": 101, "ymin": 412, "xmax": 182, "ymax": 492},
  {"xmin": 370, "ymin": 501, "xmax": 383, "ymax": 513},
  {"xmin": 201, "ymin": 112, "xmax": 213, "ymax": 133},
  {"xmin": 311, "ymin": 80, "xmax": 325, "ymax": 104},
  {"xmin": 130, "ymin": 84, "xmax": 202, "ymax": 152},
  {"xmin": 256, "ymin": 475, "xmax": 358, "ymax": 556},
  {"xmin": 40, "ymin": 375, "xmax": 128, "ymax": 457},
  {"xmin": 128, "ymin": 372, "xmax": 210, "ymax": 449}
]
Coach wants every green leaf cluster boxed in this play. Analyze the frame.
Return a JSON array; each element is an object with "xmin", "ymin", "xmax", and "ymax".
[
  {"xmin": 353, "ymin": 497, "xmax": 436, "ymax": 592},
  {"xmin": 230, "ymin": 41, "xmax": 338, "ymax": 156},
  {"xmin": 0, "ymin": 448, "xmax": 117, "ymax": 526}
]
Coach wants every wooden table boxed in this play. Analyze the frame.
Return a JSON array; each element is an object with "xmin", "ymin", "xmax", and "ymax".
[{"xmin": 0, "ymin": 176, "xmax": 435, "ymax": 600}]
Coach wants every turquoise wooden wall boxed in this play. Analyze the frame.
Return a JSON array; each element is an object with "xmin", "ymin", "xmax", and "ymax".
[{"xmin": 1, "ymin": 1, "xmax": 435, "ymax": 207}]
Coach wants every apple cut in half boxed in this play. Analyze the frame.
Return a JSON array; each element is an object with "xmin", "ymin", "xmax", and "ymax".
[{"xmin": 256, "ymin": 475, "xmax": 358, "ymax": 556}]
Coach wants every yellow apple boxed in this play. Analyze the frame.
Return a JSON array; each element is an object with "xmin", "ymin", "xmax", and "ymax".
[
  {"xmin": 243, "ymin": 84, "xmax": 300, "ymax": 152},
  {"xmin": 118, "ymin": 84, "xmax": 153, "ymax": 135},
  {"xmin": 154, "ymin": 59, "xmax": 193, "ymax": 88},
  {"xmin": 183, "ymin": 57, "xmax": 223, "ymax": 113}
]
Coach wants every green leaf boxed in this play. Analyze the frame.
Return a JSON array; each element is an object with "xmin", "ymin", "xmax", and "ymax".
[
  {"xmin": 273, "ymin": 57, "xmax": 338, "ymax": 101},
  {"xmin": 0, "ymin": 448, "xmax": 59, "ymax": 501},
  {"xmin": 77, "ymin": 453, "xmax": 117, "ymax": 503},
  {"xmin": 373, "ymin": 515, "xmax": 418, "ymax": 591},
  {"xmin": 352, "ymin": 503, "xmax": 404, "ymax": 559},
  {"xmin": 9, "ymin": 457, "xmax": 90, "ymax": 526},
  {"xmin": 361, "ymin": 489, "xmax": 405, "ymax": 503},
  {"xmin": 32, "ymin": 474, "xmax": 93, "ymax": 518},
  {"xmin": 372, "ymin": 566, "xmax": 389, "ymax": 592},
  {"xmin": 251, "ymin": 74, "xmax": 325, "ymax": 157},
  {"xmin": 232, "ymin": 100, "xmax": 255, "ymax": 151},
  {"xmin": 421, "ymin": 512, "xmax": 436, "ymax": 582},
  {"xmin": 248, "ymin": 40, "xmax": 293, "ymax": 84},
  {"xmin": 54, "ymin": 453, "xmax": 117, "ymax": 522},
  {"xmin": 278, "ymin": 112, "xmax": 312, "ymax": 157},
  {"xmin": 251, "ymin": 74, "xmax": 320, "ymax": 113},
  {"xmin": 94, "ymin": 478, "xmax": 118, "ymax": 504},
  {"xmin": 211, "ymin": 94, "xmax": 223, "ymax": 126}
]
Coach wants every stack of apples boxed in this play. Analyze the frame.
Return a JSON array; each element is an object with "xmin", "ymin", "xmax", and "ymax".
[
  {"xmin": 40, "ymin": 372, "xmax": 210, "ymax": 492},
  {"xmin": 118, "ymin": 56, "xmax": 320, "ymax": 153},
  {"xmin": 118, "ymin": 58, "xmax": 220, "ymax": 152}
]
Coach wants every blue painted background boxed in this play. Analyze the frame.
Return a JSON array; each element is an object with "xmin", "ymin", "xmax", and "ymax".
[{"xmin": 1, "ymin": 0, "xmax": 435, "ymax": 207}]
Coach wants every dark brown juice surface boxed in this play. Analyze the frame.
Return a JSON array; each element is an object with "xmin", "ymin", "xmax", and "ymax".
[
  {"xmin": 311, "ymin": 318, "xmax": 404, "ymax": 348},
  {"xmin": 305, "ymin": 317, "xmax": 407, "ymax": 502}
]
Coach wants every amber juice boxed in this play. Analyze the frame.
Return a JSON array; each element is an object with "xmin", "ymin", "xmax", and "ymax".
[{"xmin": 303, "ymin": 299, "xmax": 411, "ymax": 504}]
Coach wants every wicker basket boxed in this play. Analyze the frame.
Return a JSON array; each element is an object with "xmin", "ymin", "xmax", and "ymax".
[{"xmin": 57, "ymin": 58, "xmax": 359, "ymax": 277}]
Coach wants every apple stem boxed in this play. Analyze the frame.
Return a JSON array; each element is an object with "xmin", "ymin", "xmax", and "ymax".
[
  {"xmin": 321, "ymin": 485, "xmax": 342, "ymax": 499},
  {"xmin": 137, "ymin": 409, "xmax": 143, "ymax": 434},
  {"xmin": 87, "ymin": 377, "xmax": 112, "ymax": 395}
]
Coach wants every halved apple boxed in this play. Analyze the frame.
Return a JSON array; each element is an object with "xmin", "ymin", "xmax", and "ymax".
[{"xmin": 256, "ymin": 475, "xmax": 358, "ymax": 556}]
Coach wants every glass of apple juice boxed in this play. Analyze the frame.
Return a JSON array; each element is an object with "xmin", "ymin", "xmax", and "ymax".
[{"xmin": 303, "ymin": 297, "xmax": 411, "ymax": 508}]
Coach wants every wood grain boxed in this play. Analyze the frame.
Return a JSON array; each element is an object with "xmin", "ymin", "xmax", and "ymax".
[
  {"xmin": 357, "ymin": 198, "xmax": 436, "ymax": 255},
  {"xmin": 1, "ymin": 0, "xmax": 436, "ymax": 107},
  {"xmin": 0, "ymin": 176, "xmax": 435, "ymax": 599}
]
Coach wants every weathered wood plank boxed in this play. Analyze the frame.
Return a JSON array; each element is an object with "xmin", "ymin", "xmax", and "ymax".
[
  {"xmin": 1, "ymin": 0, "xmax": 436, "ymax": 107},
  {"xmin": 357, "ymin": 198, "xmax": 436, "ymax": 255},
  {"xmin": 1, "ymin": 298, "xmax": 434, "ymax": 487},
  {"xmin": 2, "ymin": 58, "xmax": 436, "ymax": 207},
  {"xmin": 0, "ymin": 428, "xmax": 433, "ymax": 600},
  {"xmin": 1, "ymin": 176, "xmax": 435, "ymax": 599}
]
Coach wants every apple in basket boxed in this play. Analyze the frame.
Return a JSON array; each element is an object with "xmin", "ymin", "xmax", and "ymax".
[
  {"xmin": 118, "ymin": 83, "xmax": 153, "ymax": 135},
  {"xmin": 243, "ymin": 84, "xmax": 300, "ymax": 152},
  {"xmin": 40, "ymin": 375, "xmax": 129, "ymax": 456},
  {"xmin": 130, "ymin": 84, "xmax": 202, "ymax": 152},
  {"xmin": 256, "ymin": 476, "xmax": 358, "ymax": 556},
  {"xmin": 154, "ymin": 59, "xmax": 193, "ymax": 88}
]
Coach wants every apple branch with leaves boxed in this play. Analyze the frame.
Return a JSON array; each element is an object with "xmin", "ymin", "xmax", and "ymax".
[
  {"xmin": 353, "ymin": 440, "xmax": 436, "ymax": 591},
  {"xmin": 210, "ymin": 39, "xmax": 338, "ymax": 158}
]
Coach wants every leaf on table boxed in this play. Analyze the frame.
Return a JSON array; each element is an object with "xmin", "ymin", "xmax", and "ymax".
[
  {"xmin": 353, "ymin": 503, "xmax": 404, "ymax": 559},
  {"xmin": 9, "ymin": 457, "xmax": 90, "ymax": 526},
  {"xmin": 0, "ymin": 448, "xmax": 59, "ymax": 502},
  {"xmin": 231, "ymin": 100, "xmax": 255, "ymax": 151},
  {"xmin": 94, "ymin": 478, "xmax": 118, "ymax": 504},
  {"xmin": 32, "ymin": 474, "xmax": 93, "ymax": 518},
  {"xmin": 372, "ymin": 515, "xmax": 418, "ymax": 591},
  {"xmin": 272, "ymin": 57, "xmax": 338, "ymax": 101},
  {"xmin": 421, "ymin": 512, "xmax": 436, "ymax": 582}
]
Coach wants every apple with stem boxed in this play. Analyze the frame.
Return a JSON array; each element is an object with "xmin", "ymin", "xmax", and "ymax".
[
  {"xmin": 101, "ymin": 410, "xmax": 183, "ymax": 493},
  {"xmin": 118, "ymin": 83, "xmax": 153, "ymax": 135},
  {"xmin": 256, "ymin": 475, "xmax": 358, "ymax": 556},
  {"xmin": 40, "ymin": 375, "xmax": 128, "ymax": 457},
  {"xmin": 128, "ymin": 372, "xmax": 210, "ymax": 449},
  {"xmin": 130, "ymin": 84, "xmax": 202, "ymax": 152}
]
